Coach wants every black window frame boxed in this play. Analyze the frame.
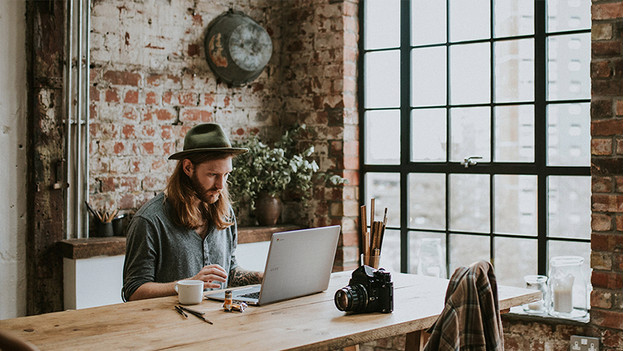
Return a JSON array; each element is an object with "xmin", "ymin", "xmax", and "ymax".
[{"xmin": 358, "ymin": 0, "xmax": 591, "ymax": 276}]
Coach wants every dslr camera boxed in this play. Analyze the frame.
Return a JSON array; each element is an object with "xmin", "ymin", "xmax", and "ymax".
[{"xmin": 334, "ymin": 265, "xmax": 393, "ymax": 313}]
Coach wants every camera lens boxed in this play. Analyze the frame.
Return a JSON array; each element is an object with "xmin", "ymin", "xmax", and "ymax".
[{"xmin": 334, "ymin": 284, "xmax": 368, "ymax": 312}]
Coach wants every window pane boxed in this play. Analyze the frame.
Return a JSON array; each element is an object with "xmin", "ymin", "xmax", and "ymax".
[
  {"xmin": 411, "ymin": 109, "xmax": 447, "ymax": 162},
  {"xmin": 411, "ymin": 47, "xmax": 447, "ymax": 107},
  {"xmin": 449, "ymin": 0, "xmax": 490, "ymax": 42},
  {"xmin": 494, "ymin": 39, "xmax": 534, "ymax": 103},
  {"xmin": 364, "ymin": 110, "xmax": 400, "ymax": 165},
  {"xmin": 450, "ymin": 174, "xmax": 490, "ymax": 233},
  {"xmin": 409, "ymin": 173, "xmax": 446, "ymax": 230},
  {"xmin": 495, "ymin": 237, "xmax": 538, "ymax": 287},
  {"xmin": 547, "ymin": 0, "xmax": 591, "ymax": 33},
  {"xmin": 494, "ymin": 0, "xmax": 534, "ymax": 37},
  {"xmin": 364, "ymin": 50, "xmax": 400, "ymax": 108},
  {"xmin": 548, "ymin": 176, "xmax": 591, "ymax": 239},
  {"xmin": 450, "ymin": 43, "xmax": 490, "ymax": 104},
  {"xmin": 410, "ymin": 232, "xmax": 447, "ymax": 277},
  {"xmin": 365, "ymin": 173, "xmax": 401, "ymax": 227},
  {"xmin": 494, "ymin": 105, "xmax": 535, "ymax": 162},
  {"xmin": 364, "ymin": 0, "xmax": 400, "ymax": 49},
  {"xmin": 450, "ymin": 234, "xmax": 489, "ymax": 272},
  {"xmin": 547, "ymin": 103, "xmax": 590, "ymax": 166},
  {"xmin": 411, "ymin": 0, "xmax": 446, "ymax": 45},
  {"xmin": 494, "ymin": 175, "xmax": 537, "ymax": 236},
  {"xmin": 378, "ymin": 229, "xmax": 400, "ymax": 272},
  {"xmin": 547, "ymin": 33, "xmax": 591, "ymax": 101},
  {"xmin": 450, "ymin": 107, "xmax": 491, "ymax": 163}
]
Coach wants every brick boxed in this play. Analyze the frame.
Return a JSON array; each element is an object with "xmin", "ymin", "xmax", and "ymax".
[
  {"xmin": 592, "ymin": 213, "xmax": 613, "ymax": 231},
  {"xmin": 124, "ymin": 90, "xmax": 139, "ymax": 104},
  {"xmin": 592, "ymin": 2, "xmax": 623, "ymax": 20},
  {"xmin": 591, "ymin": 138, "xmax": 613, "ymax": 155},
  {"xmin": 592, "ymin": 77, "xmax": 623, "ymax": 96},
  {"xmin": 105, "ymin": 89, "xmax": 119, "ymax": 103},
  {"xmin": 592, "ymin": 270, "xmax": 623, "ymax": 290},
  {"xmin": 602, "ymin": 329, "xmax": 623, "ymax": 348},
  {"xmin": 188, "ymin": 44, "xmax": 200, "ymax": 57},
  {"xmin": 341, "ymin": 230, "xmax": 359, "ymax": 247},
  {"xmin": 145, "ymin": 91, "xmax": 158, "ymax": 105},
  {"xmin": 591, "ymin": 99, "xmax": 614, "ymax": 119},
  {"xmin": 592, "ymin": 158, "xmax": 624, "ymax": 175},
  {"xmin": 90, "ymin": 86, "xmax": 100, "ymax": 102},
  {"xmin": 592, "ymin": 119, "xmax": 622, "ymax": 136},
  {"xmin": 591, "ymin": 251, "xmax": 613, "ymax": 270},
  {"xmin": 180, "ymin": 109, "xmax": 213, "ymax": 122},
  {"xmin": 591, "ymin": 60, "xmax": 612, "ymax": 78},
  {"xmin": 592, "ymin": 23, "xmax": 613, "ymax": 40},
  {"xmin": 591, "ymin": 309, "xmax": 623, "ymax": 329},
  {"xmin": 103, "ymin": 70, "xmax": 140, "ymax": 86},
  {"xmin": 592, "ymin": 194, "xmax": 623, "ymax": 212},
  {"xmin": 591, "ymin": 288, "xmax": 613, "ymax": 309},
  {"xmin": 591, "ymin": 233, "xmax": 622, "ymax": 251},
  {"xmin": 592, "ymin": 176, "xmax": 614, "ymax": 193}
]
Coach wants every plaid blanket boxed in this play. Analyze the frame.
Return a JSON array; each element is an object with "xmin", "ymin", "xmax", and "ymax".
[{"xmin": 423, "ymin": 260, "xmax": 504, "ymax": 351}]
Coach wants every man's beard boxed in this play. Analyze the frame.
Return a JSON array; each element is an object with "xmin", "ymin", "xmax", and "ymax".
[{"xmin": 190, "ymin": 172, "xmax": 221, "ymax": 204}]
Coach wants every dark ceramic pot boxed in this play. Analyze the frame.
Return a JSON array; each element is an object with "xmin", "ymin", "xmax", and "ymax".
[{"xmin": 254, "ymin": 192, "xmax": 282, "ymax": 226}]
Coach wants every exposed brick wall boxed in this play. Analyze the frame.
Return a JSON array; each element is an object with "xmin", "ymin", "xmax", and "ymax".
[
  {"xmin": 588, "ymin": 0, "xmax": 623, "ymax": 347},
  {"xmin": 88, "ymin": 0, "xmax": 359, "ymax": 268},
  {"xmin": 277, "ymin": 0, "xmax": 360, "ymax": 270},
  {"xmin": 89, "ymin": 0, "xmax": 285, "ymax": 219}
]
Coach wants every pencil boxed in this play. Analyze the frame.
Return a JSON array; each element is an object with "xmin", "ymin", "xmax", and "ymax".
[{"xmin": 174, "ymin": 305, "xmax": 187, "ymax": 318}]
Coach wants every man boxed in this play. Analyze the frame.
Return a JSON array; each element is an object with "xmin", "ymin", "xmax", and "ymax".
[{"xmin": 122, "ymin": 123, "xmax": 262, "ymax": 301}]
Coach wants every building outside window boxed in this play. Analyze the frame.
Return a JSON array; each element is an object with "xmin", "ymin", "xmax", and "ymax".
[{"xmin": 359, "ymin": 0, "xmax": 591, "ymax": 294}]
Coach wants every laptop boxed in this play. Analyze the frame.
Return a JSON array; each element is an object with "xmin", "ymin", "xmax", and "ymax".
[{"xmin": 205, "ymin": 225, "xmax": 341, "ymax": 306}]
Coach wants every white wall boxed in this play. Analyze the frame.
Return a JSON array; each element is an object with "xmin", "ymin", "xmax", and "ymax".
[{"xmin": 0, "ymin": 0, "xmax": 28, "ymax": 320}]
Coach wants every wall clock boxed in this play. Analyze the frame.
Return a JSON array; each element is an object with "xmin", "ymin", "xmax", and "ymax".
[{"xmin": 204, "ymin": 10, "xmax": 273, "ymax": 87}]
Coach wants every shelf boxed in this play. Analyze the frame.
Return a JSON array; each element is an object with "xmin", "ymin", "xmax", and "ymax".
[{"xmin": 58, "ymin": 224, "xmax": 303, "ymax": 259}]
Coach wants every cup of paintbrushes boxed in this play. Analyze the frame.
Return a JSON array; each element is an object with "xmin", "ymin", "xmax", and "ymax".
[{"xmin": 86, "ymin": 202, "xmax": 117, "ymax": 237}]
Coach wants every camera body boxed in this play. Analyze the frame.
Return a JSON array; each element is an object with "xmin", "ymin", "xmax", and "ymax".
[{"xmin": 334, "ymin": 265, "xmax": 393, "ymax": 314}]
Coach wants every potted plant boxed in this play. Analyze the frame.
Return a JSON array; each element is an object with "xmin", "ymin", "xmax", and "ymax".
[{"xmin": 230, "ymin": 124, "xmax": 346, "ymax": 226}]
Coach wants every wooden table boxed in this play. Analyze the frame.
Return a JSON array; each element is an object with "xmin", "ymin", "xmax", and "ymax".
[{"xmin": 0, "ymin": 272, "xmax": 540, "ymax": 350}]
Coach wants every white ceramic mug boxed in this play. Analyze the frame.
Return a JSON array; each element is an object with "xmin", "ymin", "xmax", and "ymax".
[{"xmin": 175, "ymin": 280, "xmax": 204, "ymax": 305}]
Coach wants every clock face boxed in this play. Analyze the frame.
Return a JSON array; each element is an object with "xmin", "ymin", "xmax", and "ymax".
[{"xmin": 229, "ymin": 23, "xmax": 272, "ymax": 72}]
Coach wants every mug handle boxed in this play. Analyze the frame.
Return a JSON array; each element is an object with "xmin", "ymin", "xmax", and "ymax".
[{"xmin": 174, "ymin": 283, "xmax": 178, "ymax": 293}]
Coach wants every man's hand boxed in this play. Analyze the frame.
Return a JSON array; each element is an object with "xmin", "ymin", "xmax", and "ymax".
[{"xmin": 190, "ymin": 264, "xmax": 228, "ymax": 289}]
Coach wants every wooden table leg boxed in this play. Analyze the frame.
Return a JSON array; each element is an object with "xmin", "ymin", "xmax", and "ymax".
[{"xmin": 405, "ymin": 330, "xmax": 430, "ymax": 351}]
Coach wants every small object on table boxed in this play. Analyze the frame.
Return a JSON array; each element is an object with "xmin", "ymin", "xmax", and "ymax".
[
  {"xmin": 174, "ymin": 305, "xmax": 188, "ymax": 319},
  {"xmin": 223, "ymin": 290, "xmax": 233, "ymax": 311}
]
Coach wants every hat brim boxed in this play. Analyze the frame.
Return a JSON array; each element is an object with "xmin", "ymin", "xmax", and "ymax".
[{"xmin": 168, "ymin": 147, "xmax": 248, "ymax": 160}]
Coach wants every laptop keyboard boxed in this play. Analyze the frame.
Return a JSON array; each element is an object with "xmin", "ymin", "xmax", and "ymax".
[{"xmin": 238, "ymin": 291, "xmax": 260, "ymax": 299}]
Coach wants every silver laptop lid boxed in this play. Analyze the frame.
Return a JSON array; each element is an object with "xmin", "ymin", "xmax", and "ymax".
[{"xmin": 258, "ymin": 225, "xmax": 341, "ymax": 305}]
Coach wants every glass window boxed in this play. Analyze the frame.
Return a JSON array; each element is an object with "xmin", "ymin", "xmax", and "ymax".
[
  {"xmin": 364, "ymin": 0, "xmax": 400, "ymax": 49},
  {"xmin": 364, "ymin": 50, "xmax": 401, "ymax": 108},
  {"xmin": 364, "ymin": 110, "xmax": 400, "ymax": 165},
  {"xmin": 361, "ymin": 0, "xmax": 590, "ymax": 285},
  {"xmin": 411, "ymin": 109, "xmax": 446, "ymax": 162}
]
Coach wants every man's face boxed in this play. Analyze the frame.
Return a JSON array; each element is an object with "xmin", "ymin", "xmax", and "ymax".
[{"xmin": 183, "ymin": 156, "xmax": 233, "ymax": 204}]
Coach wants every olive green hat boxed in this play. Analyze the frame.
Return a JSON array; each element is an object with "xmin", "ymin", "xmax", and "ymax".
[{"xmin": 168, "ymin": 123, "xmax": 248, "ymax": 160}]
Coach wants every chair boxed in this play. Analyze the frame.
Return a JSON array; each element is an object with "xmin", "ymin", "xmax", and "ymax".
[
  {"xmin": 422, "ymin": 260, "xmax": 504, "ymax": 351},
  {"xmin": 0, "ymin": 329, "xmax": 40, "ymax": 351}
]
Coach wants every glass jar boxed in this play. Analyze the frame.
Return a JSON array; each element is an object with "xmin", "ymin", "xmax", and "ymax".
[
  {"xmin": 522, "ymin": 275, "xmax": 548, "ymax": 314},
  {"xmin": 548, "ymin": 256, "xmax": 588, "ymax": 319}
]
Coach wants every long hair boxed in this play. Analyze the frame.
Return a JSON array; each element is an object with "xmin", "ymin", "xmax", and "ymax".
[{"xmin": 165, "ymin": 152, "xmax": 234, "ymax": 230}]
